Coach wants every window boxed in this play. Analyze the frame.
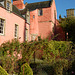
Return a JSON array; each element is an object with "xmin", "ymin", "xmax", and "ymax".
[
  {"xmin": 33, "ymin": 15, "xmax": 35, "ymax": 18},
  {"xmin": 7, "ymin": 1, "xmax": 10, "ymax": 11},
  {"xmin": 25, "ymin": 29, "xmax": 28, "ymax": 41},
  {"xmin": 14, "ymin": 24, "xmax": 18, "ymax": 38},
  {"xmin": 26, "ymin": 10, "xmax": 30, "ymax": 24},
  {"xmin": 38, "ymin": 9, "xmax": 43, "ymax": 16},
  {"xmin": 0, "ymin": 18, "xmax": 5, "ymax": 35}
]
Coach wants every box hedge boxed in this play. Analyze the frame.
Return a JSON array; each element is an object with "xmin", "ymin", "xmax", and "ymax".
[
  {"xmin": 20, "ymin": 63, "xmax": 33, "ymax": 75},
  {"xmin": 0, "ymin": 66, "xmax": 8, "ymax": 75}
]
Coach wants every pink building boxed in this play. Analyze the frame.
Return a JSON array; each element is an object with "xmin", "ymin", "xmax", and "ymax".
[
  {"xmin": 0, "ymin": 0, "xmax": 64, "ymax": 45},
  {"xmin": 20, "ymin": 0, "xmax": 57, "ymax": 40},
  {"xmin": 0, "ymin": 0, "xmax": 25, "ymax": 45}
]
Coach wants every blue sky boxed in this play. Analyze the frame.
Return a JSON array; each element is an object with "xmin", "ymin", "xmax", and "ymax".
[{"xmin": 12, "ymin": 0, "xmax": 75, "ymax": 19}]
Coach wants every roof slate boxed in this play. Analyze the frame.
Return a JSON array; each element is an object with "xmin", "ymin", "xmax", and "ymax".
[
  {"xmin": 27, "ymin": 1, "xmax": 51, "ymax": 10},
  {"xmin": 21, "ymin": 0, "xmax": 53, "ymax": 14},
  {"xmin": 0, "ymin": 0, "xmax": 4, "ymax": 2},
  {"xmin": 0, "ymin": 3, "xmax": 3, "ymax": 7},
  {"xmin": 12, "ymin": 5, "xmax": 25, "ymax": 19}
]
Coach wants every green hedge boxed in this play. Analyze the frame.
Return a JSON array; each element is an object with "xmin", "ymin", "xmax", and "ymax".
[
  {"xmin": 0, "ymin": 66, "xmax": 8, "ymax": 75},
  {"xmin": 20, "ymin": 63, "xmax": 33, "ymax": 75}
]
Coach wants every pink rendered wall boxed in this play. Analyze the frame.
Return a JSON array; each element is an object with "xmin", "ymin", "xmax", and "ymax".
[
  {"xmin": 0, "ymin": 7, "xmax": 25, "ymax": 45},
  {"xmin": 30, "ymin": 9, "xmax": 39, "ymax": 35},
  {"xmin": 38, "ymin": 22, "xmax": 52, "ymax": 39},
  {"xmin": 29, "ymin": 7, "xmax": 53, "ymax": 39},
  {"xmin": 29, "ymin": 0, "xmax": 57, "ymax": 39},
  {"xmin": 38, "ymin": 7, "xmax": 52, "ymax": 39},
  {"xmin": 51, "ymin": 0, "xmax": 57, "ymax": 23},
  {"xmin": 38, "ymin": 7, "xmax": 51, "ymax": 22}
]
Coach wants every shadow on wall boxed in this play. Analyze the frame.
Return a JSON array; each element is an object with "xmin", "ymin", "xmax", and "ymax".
[{"xmin": 54, "ymin": 25, "xmax": 65, "ymax": 41}]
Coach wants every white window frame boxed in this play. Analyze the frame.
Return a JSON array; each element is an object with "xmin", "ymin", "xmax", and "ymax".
[
  {"xmin": 25, "ymin": 29, "xmax": 28, "ymax": 41},
  {"xmin": 14, "ymin": 24, "xmax": 18, "ymax": 38},
  {"xmin": 0, "ymin": 18, "xmax": 5, "ymax": 35},
  {"xmin": 7, "ymin": 1, "xmax": 10, "ymax": 11},
  {"xmin": 6, "ymin": 0, "xmax": 12, "ymax": 11},
  {"xmin": 38, "ymin": 9, "xmax": 43, "ymax": 16}
]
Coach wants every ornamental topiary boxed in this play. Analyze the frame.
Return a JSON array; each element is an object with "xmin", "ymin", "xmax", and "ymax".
[
  {"xmin": 0, "ymin": 66, "xmax": 8, "ymax": 75},
  {"xmin": 20, "ymin": 63, "xmax": 33, "ymax": 75}
]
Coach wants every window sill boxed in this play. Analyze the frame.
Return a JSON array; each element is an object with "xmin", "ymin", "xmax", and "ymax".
[{"xmin": 0, "ymin": 34, "xmax": 5, "ymax": 36}]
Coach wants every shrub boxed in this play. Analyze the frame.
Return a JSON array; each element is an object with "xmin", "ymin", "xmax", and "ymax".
[
  {"xmin": 0, "ymin": 66, "xmax": 8, "ymax": 75},
  {"xmin": 20, "ymin": 63, "xmax": 33, "ymax": 75},
  {"xmin": 0, "ymin": 39, "xmax": 21, "ymax": 74}
]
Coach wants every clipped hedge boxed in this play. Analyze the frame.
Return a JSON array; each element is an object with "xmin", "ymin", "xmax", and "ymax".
[
  {"xmin": 20, "ymin": 63, "xmax": 33, "ymax": 75},
  {"xmin": 0, "ymin": 66, "xmax": 8, "ymax": 75}
]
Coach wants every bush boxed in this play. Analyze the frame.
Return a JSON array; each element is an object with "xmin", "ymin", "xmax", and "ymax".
[
  {"xmin": 0, "ymin": 66, "xmax": 8, "ymax": 75},
  {"xmin": 20, "ymin": 63, "xmax": 33, "ymax": 75}
]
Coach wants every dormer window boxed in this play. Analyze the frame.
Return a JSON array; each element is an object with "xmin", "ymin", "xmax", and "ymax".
[
  {"xmin": 0, "ymin": 18, "xmax": 5, "ymax": 35},
  {"xmin": 38, "ymin": 9, "xmax": 43, "ymax": 16},
  {"xmin": 7, "ymin": 1, "xmax": 10, "ymax": 11},
  {"xmin": 6, "ymin": 0, "xmax": 12, "ymax": 11},
  {"xmin": 14, "ymin": 24, "xmax": 18, "ymax": 38}
]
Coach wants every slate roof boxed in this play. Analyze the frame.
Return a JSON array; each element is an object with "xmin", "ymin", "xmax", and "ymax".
[
  {"xmin": 0, "ymin": 2, "xmax": 3, "ymax": 7},
  {"xmin": 21, "ymin": 0, "xmax": 53, "ymax": 14},
  {"xmin": 27, "ymin": 1, "xmax": 51, "ymax": 10},
  {"xmin": 12, "ymin": 5, "xmax": 25, "ymax": 19},
  {"xmin": 0, "ymin": 0, "xmax": 4, "ymax": 2}
]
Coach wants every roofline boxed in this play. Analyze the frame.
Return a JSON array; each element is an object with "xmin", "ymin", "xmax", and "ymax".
[
  {"xmin": 21, "ymin": 0, "xmax": 52, "ymax": 14},
  {"xmin": 0, "ymin": 6, "xmax": 25, "ymax": 20},
  {"xmin": 28, "ymin": 0, "xmax": 51, "ymax": 4},
  {"xmin": 66, "ymin": 8, "xmax": 75, "ymax": 10}
]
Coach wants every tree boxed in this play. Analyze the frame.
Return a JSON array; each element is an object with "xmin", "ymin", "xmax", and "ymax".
[{"xmin": 60, "ymin": 17, "xmax": 75, "ymax": 43}]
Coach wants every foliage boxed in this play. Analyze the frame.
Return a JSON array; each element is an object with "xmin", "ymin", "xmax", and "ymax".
[
  {"xmin": 20, "ymin": 63, "xmax": 33, "ymax": 75},
  {"xmin": 0, "ymin": 38, "xmax": 74, "ymax": 75},
  {"xmin": 53, "ymin": 59, "xmax": 68, "ymax": 75},
  {"xmin": 21, "ymin": 41, "xmax": 42, "ymax": 64},
  {"xmin": 0, "ymin": 66, "xmax": 8, "ymax": 75},
  {"xmin": 21, "ymin": 42, "xmax": 34, "ymax": 64},
  {"xmin": 60, "ymin": 17, "xmax": 75, "ymax": 43},
  {"xmin": 0, "ymin": 39, "xmax": 21, "ymax": 74},
  {"xmin": 42, "ymin": 40, "xmax": 73, "ymax": 62},
  {"xmin": 30, "ymin": 62, "xmax": 54, "ymax": 75}
]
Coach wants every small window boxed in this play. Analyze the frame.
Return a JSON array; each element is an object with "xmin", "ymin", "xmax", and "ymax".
[
  {"xmin": 14, "ymin": 24, "xmax": 18, "ymax": 38},
  {"xmin": 33, "ymin": 15, "xmax": 35, "ymax": 18},
  {"xmin": 0, "ymin": 18, "xmax": 5, "ymax": 35},
  {"xmin": 25, "ymin": 29, "xmax": 28, "ymax": 41},
  {"xmin": 7, "ymin": 1, "xmax": 10, "ymax": 11},
  {"xmin": 38, "ymin": 9, "xmax": 43, "ymax": 16}
]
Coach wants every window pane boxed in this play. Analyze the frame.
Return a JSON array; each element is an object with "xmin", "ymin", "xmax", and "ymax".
[
  {"xmin": 15, "ymin": 24, "xmax": 18, "ymax": 38},
  {"xmin": 38, "ymin": 9, "xmax": 43, "ymax": 16},
  {"xmin": 7, "ymin": 2, "xmax": 10, "ymax": 11},
  {"xmin": 0, "ymin": 30, "xmax": 1, "ymax": 33},
  {"xmin": 0, "ymin": 18, "xmax": 4, "ymax": 35}
]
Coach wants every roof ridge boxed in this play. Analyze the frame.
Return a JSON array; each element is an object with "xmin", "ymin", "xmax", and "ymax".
[{"xmin": 28, "ymin": 0, "xmax": 51, "ymax": 4}]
